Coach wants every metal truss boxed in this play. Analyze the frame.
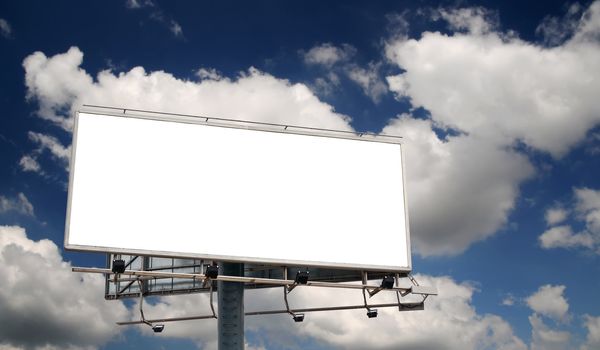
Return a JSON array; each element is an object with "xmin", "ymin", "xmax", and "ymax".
[{"xmin": 73, "ymin": 265, "xmax": 437, "ymax": 326}]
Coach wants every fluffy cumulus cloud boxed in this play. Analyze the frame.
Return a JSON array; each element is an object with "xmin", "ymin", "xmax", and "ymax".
[
  {"xmin": 23, "ymin": 47, "xmax": 351, "ymax": 132},
  {"xmin": 582, "ymin": 315, "xmax": 600, "ymax": 350},
  {"xmin": 136, "ymin": 275, "xmax": 525, "ymax": 350},
  {"xmin": 0, "ymin": 226, "xmax": 128, "ymax": 349},
  {"xmin": 576, "ymin": 187, "xmax": 600, "ymax": 235},
  {"xmin": 382, "ymin": 116, "xmax": 532, "ymax": 255},
  {"xmin": 386, "ymin": 2, "xmax": 600, "ymax": 158},
  {"xmin": 539, "ymin": 187, "xmax": 600, "ymax": 253},
  {"xmin": 545, "ymin": 207, "xmax": 569, "ymax": 226},
  {"xmin": 528, "ymin": 314, "xmax": 571, "ymax": 350},
  {"xmin": 525, "ymin": 285, "xmax": 572, "ymax": 350},
  {"xmin": 0, "ymin": 193, "xmax": 34, "ymax": 216},
  {"xmin": 382, "ymin": 1, "xmax": 600, "ymax": 255},
  {"xmin": 538, "ymin": 225, "xmax": 594, "ymax": 249},
  {"xmin": 21, "ymin": 46, "xmax": 352, "ymax": 178},
  {"xmin": 526, "ymin": 284, "xmax": 569, "ymax": 321}
]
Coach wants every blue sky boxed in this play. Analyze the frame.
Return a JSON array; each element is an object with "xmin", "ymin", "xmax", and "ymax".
[{"xmin": 1, "ymin": 0, "xmax": 600, "ymax": 349}]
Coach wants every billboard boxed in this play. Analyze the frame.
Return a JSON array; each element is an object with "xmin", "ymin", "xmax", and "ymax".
[{"xmin": 65, "ymin": 109, "xmax": 411, "ymax": 272}]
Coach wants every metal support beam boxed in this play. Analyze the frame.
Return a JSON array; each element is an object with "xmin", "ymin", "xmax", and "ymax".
[
  {"xmin": 218, "ymin": 263, "xmax": 244, "ymax": 350},
  {"xmin": 116, "ymin": 301, "xmax": 425, "ymax": 325},
  {"xmin": 73, "ymin": 267, "xmax": 433, "ymax": 294}
]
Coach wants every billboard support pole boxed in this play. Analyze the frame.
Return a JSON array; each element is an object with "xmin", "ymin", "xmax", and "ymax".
[{"xmin": 218, "ymin": 263, "xmax": 244, "ymax": 350}]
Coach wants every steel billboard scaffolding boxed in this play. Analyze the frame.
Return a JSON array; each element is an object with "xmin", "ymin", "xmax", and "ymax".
[{"xmin": 67, "ymin": 106, "xmax": 436, "ymax": 349}]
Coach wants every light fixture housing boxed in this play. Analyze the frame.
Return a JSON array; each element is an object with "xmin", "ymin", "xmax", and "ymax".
[
  {"xmin": 293, "ymin": 314, "xmax": 305, "ymax": 322},
  {"xmin": 380, "ymin": 275, "xmax": 395, "ymax": 289},
  {"xmin": 152, "ymin": 324, "xmax": 165, "ymax": 333},
  {"xmin": 112, "ymin": 259, "xmax": 126, "ymax": 274},
  {"xmin": 366, "ymin": 309, "xmax": 378, "ymax": 318},
  {"xmin": 205, "ymin": 265, "xmax": 218, "ymax": 279},
  {"xmin": 295, "ymin": 271, "xmax": 309, "ymax": 285}
]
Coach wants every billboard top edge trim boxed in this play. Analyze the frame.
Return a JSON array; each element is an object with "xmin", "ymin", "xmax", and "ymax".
[{"xmin": 77, "ymin": 105, "xmax": 404, "ymax": 145}]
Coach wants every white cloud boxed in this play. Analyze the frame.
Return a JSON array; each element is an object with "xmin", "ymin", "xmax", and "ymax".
[
  {"xmin": 124, "ymin": 0, "xmax": 182, "ymax": 38},
  {"xmin": 346, "ymin": 62, "xmax": 388, "ymax": 103},
  {"xmin": 582, "ymin": 315, "xmax": 600, "ymax": 350},
  {"xmin": 0, "ymin": 193, "xmax": 35, "ymax": 216},
  {"xmin": 540, "ymin": 187, "xmax": 600, "ymax": 253},
  {"xmin": 571, "ymin": 1, "xmax": 600, "ymax": 43},
  {"xmin": 303, "ymin": 43, "xmax": 356, "ymax": 67},
  {"xmin": 125, "ymin": 0, "xmax": 155, "ymax": 9},
  {"xmin": 536, "ymin": 3, "xmax": 583, "ymax": 46},
  {"xmin": 526, "ymin": 284, "xmax": 569, "ymax": 321},
  {"xmin": 0, "ymin": 225, "xmax": 128, "ymax": 349},
  {"xmin": 382, "ymin": 116, "xmax": 533, "ymax": 256},
  {"xmin": 138, "ymin": 275, "xmax": 525, "ymax": 350},
  {"xmin": 386, "ymin": 1, "xmax": 600, "ymax": 158},
  {"xmin": 529, "ymin": 314, "xmax": 571, "ymax": 350},
  {"xmin": 545, "ymin": 207, "xmax": 569, "ymax": 225},
  {"xmin": 302, "ymin": 43, "xmax": 388, "ymax": 103},
  {"xmin": 382, "ymin": 1, "xmax": 600, "ymax": 255},
  {"xmin": 312, "ymin": 72, "xmax": 341, "ymax": 96},
  {"xmin": 539, "ymin": 225, "xmax": 594, "ymax": 249},
  {"xmin": 196, "ymin": 67, "xmax": 222, "ymax": 81},
  {"xmin": 433, "ymin": 7, "xmax": 498, "ymax": 35},
  {"xmin": 575, "ymin": 187, "xmax": 600, "ymax": 235},
  {"xmin": 502, "ymin": 295, "xmax": 515, "ymax": 306},
  {"xmin": 0, "ymin": 18, "xmax": 11, "ymax": 38},
  {"xmin": 23, "ymin": 47, "xmax": 93, "ymax": 130},
  {"xmin": 169, "ymin": 20, "xmax": 183, "ymax": 37},
  {"xmin": 526, "ymin": 285, "xmax": 573, "ymax": 349},
  {"xmin": 129, "ymin": 293, "xmax": 218, "ymax": 349},
  {"xmin": 23, "ymin": 47, "xmax": 351, "ymax": 133},
  {"xmin": 19, "ymin": 131, "xmax": 71, "ymax": 175},
  {"xmin": 28, "ymin": 131, "xmax": 71, "ymax": 164},
  {"xmin": 19, "ymin": 155, "xmax": 41, "ymax": 173}
]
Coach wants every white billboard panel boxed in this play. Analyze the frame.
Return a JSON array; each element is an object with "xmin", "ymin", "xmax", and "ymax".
[{"xmin": 65, "ymin": 110, "xmax": 411, "ymax": 272}]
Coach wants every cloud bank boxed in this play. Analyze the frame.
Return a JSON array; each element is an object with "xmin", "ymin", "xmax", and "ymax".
[
  {"xmin": 0, "ymin": 226, "xmax": 127, "ymax": 350},
  {"xmin": 383, "ymin": 1, "xmax": 600, "ymax": 255}
]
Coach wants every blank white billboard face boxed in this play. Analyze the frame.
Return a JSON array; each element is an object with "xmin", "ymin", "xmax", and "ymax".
[{"xmin": 66, "ymin": 111, "xmax": 411, "ymax": 272}]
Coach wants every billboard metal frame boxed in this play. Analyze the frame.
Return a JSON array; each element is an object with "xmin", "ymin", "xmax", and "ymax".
[
  {"xmin": 72, "ymin": 264, "xmax": 436, "ymax": 326},
  {"xmin": 65, "ymin": 105, "xmax": 412, "ymax": 273}
]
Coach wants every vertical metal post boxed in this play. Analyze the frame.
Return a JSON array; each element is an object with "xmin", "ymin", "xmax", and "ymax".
[{"xmin": 218, "ymin": 263, "xmax": 244, "ymax": 350}]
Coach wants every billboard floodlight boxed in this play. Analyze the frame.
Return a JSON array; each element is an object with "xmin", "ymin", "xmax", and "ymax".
[
  {"xmin": 366, "ymin": 309, "xmax": 378, "ymax": 318},
  {"xmin": 293, "ymin": 314, "xmax": 305, "ymax": 322},
  {"xmin": 152, "ymin": 324, "xmax": 165, "ymax": 333},
  {"xmin": 112, "ymin": 259, "xmax": 126, "ymax": 274},
  {"xmin": 381, "ymin": 275, "xmax": 395, "ymax": 289},
  {"xmin": 205, "ymin": 265, "xmax": 218, "ymax": 279},
  {"xmin": 295, "ymin": 271, "xmax": 309, "ymax": 285}
]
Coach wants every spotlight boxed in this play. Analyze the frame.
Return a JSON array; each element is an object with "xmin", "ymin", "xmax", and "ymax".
[
  {"xmin": 205, "ymin": 265, "xmax": 218, "ymax": 279},
  {"xmin": 152, "ymin": 324, "xmax": 165, "ymax": 333},
  {"xmin": 293, "ymin": 313, "xmax": 305, "ymax": 322},
  {"xmin": 366, "ymin": 309, "xmax": 378, "ymax": 318},
  {"xmin": 295, "ymin": 271, "xmax": 309, "ymax": 285},
  {"xmin": 112, "ymin": 259, "xmax": 126, "ymax": 274},
  {"xmin": 380, "ymin": 275, "xmax": 395, "ymax": 289}
]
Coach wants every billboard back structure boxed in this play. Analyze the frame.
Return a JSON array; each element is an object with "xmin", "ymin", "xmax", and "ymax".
[{"xmin": 65, "ymin": 108, "xmax": 411, "ymax": 272}]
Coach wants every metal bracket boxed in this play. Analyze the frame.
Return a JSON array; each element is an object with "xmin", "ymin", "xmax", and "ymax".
[{"xmin": 282, "ymin": 268, "xmax": 304, "ymax": 322}]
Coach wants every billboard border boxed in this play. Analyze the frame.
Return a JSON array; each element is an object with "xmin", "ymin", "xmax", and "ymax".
[{"xmin": 65, "ymin": 106, "xmax": 412, "ymax": 274}]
